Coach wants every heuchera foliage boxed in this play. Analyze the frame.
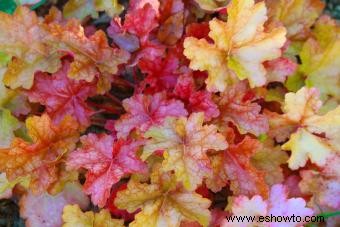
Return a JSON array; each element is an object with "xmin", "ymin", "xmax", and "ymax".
[{"xmin": 0, "ymin": 0, "xmax": 339, "ymax": 226}]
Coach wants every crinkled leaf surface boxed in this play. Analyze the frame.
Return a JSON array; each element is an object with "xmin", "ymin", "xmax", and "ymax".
[
  {"xmin": 222, "ymin": 184, "xmax": 314, "ymax": 227},
  {"xmin": 62, "ymin": 204, "xmax": 124, "ymax": 227},
  {"xmin": 67, "ymin": 133, "xmax": 147, "ymax": 207},
  {"xmin": 20, "ymin": 182, "xmax": 89, "ymax": 227},
  {"xmin": 114, "ymin": 92, "xmax": 187, "ymax": 139},
  {"xmin": 143, "ymin": 112, "xmax": 228, "ymax": 191},
  {"xmin": 0, "ymin": 114, "xmax": 79, "ymax": 192},
  {"xmin": 26, "ymin": 60, "xmax": 96, "ymax": 126},
  {"xmin": 184, "ymin": 0, "xmax": 286, "ymax": 91},
  {"xmin": 115, "ymin": 168, "xmax": 211, "ymax": 227}
]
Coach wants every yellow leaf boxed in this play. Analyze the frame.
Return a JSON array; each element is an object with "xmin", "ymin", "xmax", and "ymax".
[
  {"xmin": 267, "ymin": 87, "xmax": 340, "ymax": 169},
  {"xmin": 0, "ymin": 109, "xmax": 19, "ymax": 148},
  {"xmin": 47, "ymin": 19, "xmax": 130, "ymax": 87},
  {"xmin": 183, "ymin": 37, "xmax": 235, "ymax": 92},
  {"xmin": 0, "ymin": 7, "xmax": 61, "ymax": 89},
  {"xmin": 94, "ymin": 0, "xmax": 124, "ymax": 17},
  {"xmin": 63, "ymin": 0, "xmax": 123, "ymax": 20},
  {"xmin": 4, "ymin": 54, "xmax": 61, "ymax": 89},
  {"xmin": 266, "ymin": 0, "xmax": 324, "ymax": 39},
  {"xmin": 0, "ymin": 6, "xmax": 128, "ymax": 92},
  {"xmin": 62, "ymin": 205, "xmax": 124, "ymax": 227},
  {"xmin": 0, "ymin": 173, "xmax": 29, "ymax": 198},
  {"xmin": 115, "ymin": 180, "xmax": 162, "ymax": 213},
  {"xmin": 0, "ymin": 114, "xmax": 80, "ymax": 193},
  {"xmin": 143, "ymin": 113, "xmax": 228, "ymax": 190},
  {"xmin": 194, "ymin": 0, "xmax": 229, "ymax": 11},
  {"xmin": 300, "ymin": 16, "xmax": 340, "ymax": 101},
  {"xmin": 283, "ymin": 86, "xmax": 322, "ymax": 122},
  {"xmin": 115, "ymin": 169, "xmax": 211, "ymax": 227},
  {"xmin": 282, "ymin": 128, "xmax": 333, "ymax": 170},
  {"xmin": 305, "ymin": 106, "xmax": 340, "ymax": 151},
  {"xmin": 183, "ymin": 0, "xmax": 286, "ymax": 91},
  {"xmin": 63, "ymin": 0, "xmax": 98, "ymax": 19}
]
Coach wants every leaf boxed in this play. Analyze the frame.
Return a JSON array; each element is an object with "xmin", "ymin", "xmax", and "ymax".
[
  {"xmin": 0, "ymin": 173, "xmax": 13, "ymax": 199},
  {"xmin": 264, "ymin": 57, "xmax": 298, "ymax": 83},
  {"xmin": 0, "ymin": 6, "xmax": 62, "ymax": 89},
  {"xmin": 224, "ymin": 136, "xmax": 269, "ymax": 198},
  {"xmin": 94, "ymin": 0, "xmax": 124, "ymax": 17},
  {"xmin": 20, "ymin": 182, "xmax": 90, "ymax": 227},
  {"xmin": 304, "ymin": 105, "xmax": 340, "ymax": 151},
  {"xmin": 183, "ymin": 37, "xmax": 236, "ymax": 92},
  {"xmin": 67, "ymin": 133, "xmax": 147, "ymax": 207},
  {"xmin": 0, "ymin": 109, "xmax": 19, "ymax": 148},
  {"xmin": 266, "ymin": 0, "xmax": 325, "ymax": 39},
  {"xmin": 143, "ymin": 112, "xmax": 228, "ymax": 190},
  {"xmin": 138, "ymin": 54, "xmax": 180, "ymax": 92},
  {"xmin": 193, "ymin": 0, "xmax": 229, "ymax": 11},
  {"xmin": 115, "ymin": 170, "xmax": 211, "ymax": 227},
  {"xmin": 26, "ymin": 60, "xmax": 97, "ymax": 126},
  {"xmin": 106, "ymin": 183, "xmax": 137, "ymax": 222},
  {"xmin": 0, "ymin": 0, "xmax": 17, "ymax": 14},
  {"xmin": 251, "ymin": 138, "xmax": 288, "ymax": 186},
  {"xmin": 0, "ymin": 114, "xmax": 80, "ymax": 193},
  {"xmin": 174, "ymin": 74, "xmax": 220, "ymax": 121},
  {"xmin": 63, "ymin": 0, "xmax": 97, "ymax": 19},
  {"xmin": 183, "ymin": 0, "xmax": 286, "ymax": 91},
  {"xmin": 222, "ymin": 184, "xmax": 314, "ymax": 226},
  {"xmin": 266, "ymin": 87, "xmax": 340, "ymax": 169},
  {"xmin": 300, "ymin": 16, "xmax": 340, "ymax": 101},
  {"xmin": 0, "ymin": 52, "xmax": 31, "ymax": 115},
  {"xmin": 188, "ymin": 91, "xmax": 220, "ymax": 121},
  {"xmin": 47, "ymin": 18, "xmax": 130, "ymax": 84},
  {"xmin": 205, "ymin": 152, "xmax": 228, "ymax": 193},
  {"xmin": 15, "ymin": 0, "xmax": 43, "ymax": 6},
  {"xmin": 157, "ymin": 11, "xmax": 184, "ymax": 45},
  {"xmin": 282, "ymin": 128, "xmax": 333, "ymax": 170},
  {"xmin": 114, "ymin": 92, "xmax": 188, "ymax": 139},
  {"xmin": 62, "ymin": 204, "xmax": 124, "ymax": 227},
  {"xmin": 63, "ymin": 0, "xmax": 124, "ymax": 20},
  {"xmin": 124, "ymin": 3, "xmax": 158, "ymax": 42},
  {"xmin": 266, "ymin": 86, "xmax": 321, "ymax": 139},
  {"xmin": 217, "ymin": 81, "xmax": 269, "ymax": 136},
  {"xmin": 0, "ymin": 51, "xmax": 10, "ymax": 66},
  {"xmin": 299, "ymin": 154, "xmax": 340, "ymax": 210},
  {"xmin": 107, "ymin": 2, "xmax": 160, "ymax": 58}
]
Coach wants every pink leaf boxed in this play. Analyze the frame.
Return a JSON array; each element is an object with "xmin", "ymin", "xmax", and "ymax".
[
  {"xmin": 20, "ymin": 182, "xmax": 89, "ymax": 227},
  {"xmin": 67, "ymin": 134, "xmax": 147, "ymax": 207},
  {"xmin": 114, "ymin": 92, "xmax": 188, "ymax": 138},
  {"xmin": 218, "ymin": 82, "xmax": 269, "ymax": 136},
  {"xmin": 26, "ymin": 60, "xmax": 96, "ymax": 126}
]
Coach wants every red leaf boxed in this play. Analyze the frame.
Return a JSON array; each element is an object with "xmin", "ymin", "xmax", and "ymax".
[
  {"xmin": 175, "ymin": 74, "xmax": 219, "ymax": 121},
  {"xmin": 67, "ymin": 134, "xmax": 147, "ymax": 207},
  {"xmin": 124, "ymin": 4, "xmax": 158, "ymax": 42},
  {"xmin": 138, "ymin": 53, "xmax": 180, "ymax": 93},
  {"xmin": 26, "ymin": 60, "xmax": 96, "ymax": 126},
  {"xmin": 114, "ymin": 92, "xmax": 188, "ymax": 138},
  {"xmin": 218, "ymin": 82, "xmax": 269, "ymax": 136},
  {"xmin": 224, "ymin": 136, "xmax": 269, "ymax": 198}
]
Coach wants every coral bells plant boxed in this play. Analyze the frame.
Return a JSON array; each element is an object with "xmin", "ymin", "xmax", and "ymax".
[{"xmin": 0, "ymin": 0, "xmax": 340, "ymax": 226}]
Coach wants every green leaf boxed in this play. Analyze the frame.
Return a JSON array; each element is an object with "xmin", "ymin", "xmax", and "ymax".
[
  {"xmin": 0, "ymin": 52, "xmax": 11, "ymax": 66},
  {"xmin": 0, "ymin": 109, "xmax": 19, "ymax": 148},
  {"xmin": 0, "ymin": 0, "xmax": 46, "ymax": 14},
  {"xmin": 285, "ymin": 72, "xmax": 305, "ymax": 92},
  {"xmin": 0, "ymin": 0, "xmax": 17, "ymax": 14}
]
